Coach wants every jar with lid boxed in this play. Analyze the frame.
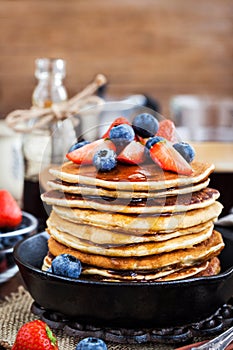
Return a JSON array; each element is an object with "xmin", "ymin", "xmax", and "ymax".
[{"xmin": 23, "ymin": 58, "xmax": 76, "ymax": 229}]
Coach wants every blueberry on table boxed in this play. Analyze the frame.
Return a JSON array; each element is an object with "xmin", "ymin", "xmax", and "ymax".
[
  {"xmin": 132, "ymin": 113, "xmax": 159, "ymax": 138},
  {"xmin": 109, "ymin": 124, "xmax": 135, "ymax": 147},
  {"xmin": 93, "ymin": 148, "xmax": 117, "ymax": 172},
  {"xmin": 68, "ymin": 140, "xmax": 90, "ymax": 153},
  {"xmin": 173, "ymin": 142, "xmax": 196, "ymax": 163},
  {"xmin": 51, "ymin": 254, "xmax": 82, "ymax": 278},
  {"xmin": 76, "ymin": 337, "xmax": 108, "ymax": 350}
]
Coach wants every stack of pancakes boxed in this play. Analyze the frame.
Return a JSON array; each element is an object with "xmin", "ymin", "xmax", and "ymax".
[{"xmin": 41, "ymin": 160, "xmax": 224, "ymax": 282}]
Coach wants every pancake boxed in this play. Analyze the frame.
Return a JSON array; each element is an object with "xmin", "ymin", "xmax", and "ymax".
[
  {"xmin": 47, "ymin": 178, "xmax": 210, "ymax": 199},
  {"xmin": 157, "ymin": 257, "xmax": 220, "ymax": 282},
  {"xmin": 47, "ymin": 230, "xmax": 224, "ymax": 270},
  {"xmin": 50, "ymin": 161, "xmax": 214, "ymax": 191},
  {"xmin": 48, "ymin": 211, "xmax": 214, "ymax": 245},
  {"xmin": 41, "ymin": 187, "xmax": 220, "ymax": 214},
  {"xmin": 42, "ymin": 253, "xmax": 220, "ymax": 282},
  {"xmin": 47, "ymin": 223, "xmax": 213, "ymax": 257},
  {"xmin": 53, "ymin": 201, "xmax": 223, "ymax": 233}
]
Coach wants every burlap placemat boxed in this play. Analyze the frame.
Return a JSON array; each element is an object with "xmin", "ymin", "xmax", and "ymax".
[{"xmin": 0, "ymin": 286, "xmax": 177, "ymax": 350}]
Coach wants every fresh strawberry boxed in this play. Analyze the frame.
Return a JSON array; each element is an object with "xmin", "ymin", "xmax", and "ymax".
[
  {"xmin": 12, "ymin": 320, "xmax": 59, "ymax": 350},
  {"xmin": 156, "ymin": 119, "xmax": 179, "ymax": 143},
  {"xmin": 117, "ymin": 140, "xmax": 145, "ymax": 165},
  {"xmin": 66, "ymin": 139, "xmax": 116, "ymax": 165},
  {"xmin": 101, "ymin": 116, "xmax": 130, "ymax": 138},
  {"xmin": 0, "ymin": 190, "xmax": 22, "ymax": 228},
  {"xmin": 149, "ymin": 138, "xmax": 193, "ymax": 175}
]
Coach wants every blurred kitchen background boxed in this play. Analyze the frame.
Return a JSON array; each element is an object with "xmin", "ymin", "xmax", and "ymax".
[{"xmin": 0, "ymin": 0, "xmax": 232, "ymax": 221}]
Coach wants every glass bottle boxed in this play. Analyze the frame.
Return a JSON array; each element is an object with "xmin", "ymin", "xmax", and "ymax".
[
  {"xmin": 23, "ymin": 58, "xmax": 75, "ymax": 230},
  {"xmin": 32, "ymin": 58, "xmax": 68, "ymax": 108}
]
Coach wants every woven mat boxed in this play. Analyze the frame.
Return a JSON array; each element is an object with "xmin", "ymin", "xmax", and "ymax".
[{"xmin": 0, "ymin": 286, "xmax": 178, "ymax": 350}]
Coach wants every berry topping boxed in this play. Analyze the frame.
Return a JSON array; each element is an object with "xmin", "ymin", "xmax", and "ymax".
[
  {"xmin": 66, "ymin": 139, "xmax": 116, "ymax": 165},
  {"xmin": 145, "ymin": 136, "xmax": 165, "ymax": 150},
  {"xmin": 101, "ymin": 116, "xmax": 130, "ymax": 138},
  {"xmin": 93, "ymin": 148, "xmax": 117, "ymax": 171},
  {"xmin": 76, "ymin": 337, "xmax": 108, "ymax": 350},
  {"xmin": 117, "ymin": 140, "xmax": 145, "ymax": 165},
  {"xmin": 0, "ymin": 190, "xmax": 22, "ymax": 228},
  {"xmin": 109, "ymin": 124, "xmax": 135, "ymax": 147},
  {"xmin": 173, "ymin": 142, "xmax": 196, "ymax": 163},
  {"xmin": 65, "ymin": 115, "xmax": 193, "ymax": 176},
  {"xmin": 156, "ymin": 119, "xmax": 179, "ymax": 143},
  {"xmin": 12, "ymin": 320, "xmax": 59, "ymax": 350},
  {"xmin": 51, "ymin": 254, "xmax": 82, "ymax": 279},
  {"xmin": 149, "ymin": 138, "xmax": 193, "ymax": 175},
  {"xmin": 132, "ymin": 113, "xmax": 159, "ymax": 138},
  {"xmin": 68, "ymin": 140, "xmax": 90, "ymax": 153}
]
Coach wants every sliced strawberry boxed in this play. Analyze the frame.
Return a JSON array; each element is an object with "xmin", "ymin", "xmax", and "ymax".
[
  {"xmin": 0, "ymin": 190, "xmax": 22, "ymax": 227},
  {"xmin": 149, "ymin": 140, "xmax": 193, "ymax": 175},
  {"xmin": 101, "ymin": 116, "xmax": 130, "ymax": 138},
  {"xmin": 66, "ymin": 139, "xmax": 116, "ymax": 165},
  {"xmin": 156, "ymin": 119, "xmax": 179, "ymax": 143},
  {"xmin": 117, "ymin": 140, "xmax": 145, "ymax": 165},
  {"xmin": 137, "ymin": 135, "xmax": 148, "ymax": 146}
]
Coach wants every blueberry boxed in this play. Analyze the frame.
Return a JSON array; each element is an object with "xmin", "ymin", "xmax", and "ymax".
[
  {"xmin": 2, "ymin": 235, "xmax": 22, "ymax": 248},
  {"xmin": 93, "ymin": 148, "xmax": 117, "ymax": 172},
  {"xmin": 51, "ymin": 254, "xmax": 82, "ymax": 278},
  {"xmin": 109, "ymin": 124, "xmax": 135, "ymax": 147},
  {"xmin": 132, "ymin": 113, "xmax": 159, "ymax": 138},
  {"xmin": 76, "ymin": 337, "xmax": 108, "ymax": 350},
  {"xmin": 145, "ymin": 136, "xmax": 165, "ymax": 149},
  {"xmin": 173, "ymin": 142, "xmax": 195, "ymax": 163},
  {"xmin": 68, "ymin": 140, "xmax": 90, "ymax": 153}
]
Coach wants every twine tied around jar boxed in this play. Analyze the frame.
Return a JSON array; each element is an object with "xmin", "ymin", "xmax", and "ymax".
[{"xmin": 6, "ymin": 74, "xmax": 107, "ymax": 133}]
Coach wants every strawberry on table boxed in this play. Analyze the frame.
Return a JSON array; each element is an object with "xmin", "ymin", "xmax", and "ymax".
[
  {"xmin": 0, "ymin": 190, "xmax": 22, "ymax": 228},
  {"xmin": 156, "ymin": 119, "xmax": 179, "ymax": 143},
  {"xmin": 101, "ymin": 116, "xmax": 130, "ymax": 138},
  {"xmin": 117, "ymin": 140, "xmax": 145, "ymax": 165},
  {"xmin": 66, "ymin": 139, "xmax": 116, "ymax": 165},
  {"xmin": 146, "ymin": 137, "xmax": 193, "ymax": 175},
  {"xmin": 12, "ymin": 320, "xmax": 59, "ymax": 350}
]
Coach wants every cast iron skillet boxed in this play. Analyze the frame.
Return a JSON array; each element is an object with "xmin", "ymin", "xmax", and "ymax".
[{"xmin": 13, "ymin": 227, "xmax": 233, "ymax": 329}]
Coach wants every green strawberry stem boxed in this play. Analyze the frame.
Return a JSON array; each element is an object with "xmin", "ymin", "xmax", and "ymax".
[{"xmin": 46, "ymin": 325, "xmax": 57, "ymax": 347}]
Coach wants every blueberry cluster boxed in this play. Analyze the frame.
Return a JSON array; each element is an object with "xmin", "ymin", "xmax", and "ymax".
[
  {"xmin": 68, "ymin": 112, "xmax": 195, "ymax": 172},
  {"xmin": 0, "ymin": 235, "xmax": 23, "ymax": 251},
  {"xmin": 0, "ymin": 220, "xmax": 28, "ymax": 251}
]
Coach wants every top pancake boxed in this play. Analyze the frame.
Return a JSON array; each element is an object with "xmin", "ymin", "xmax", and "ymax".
[{"xmin": 50, "ymin": 161, "xmax": 214, "ymax": 191}]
